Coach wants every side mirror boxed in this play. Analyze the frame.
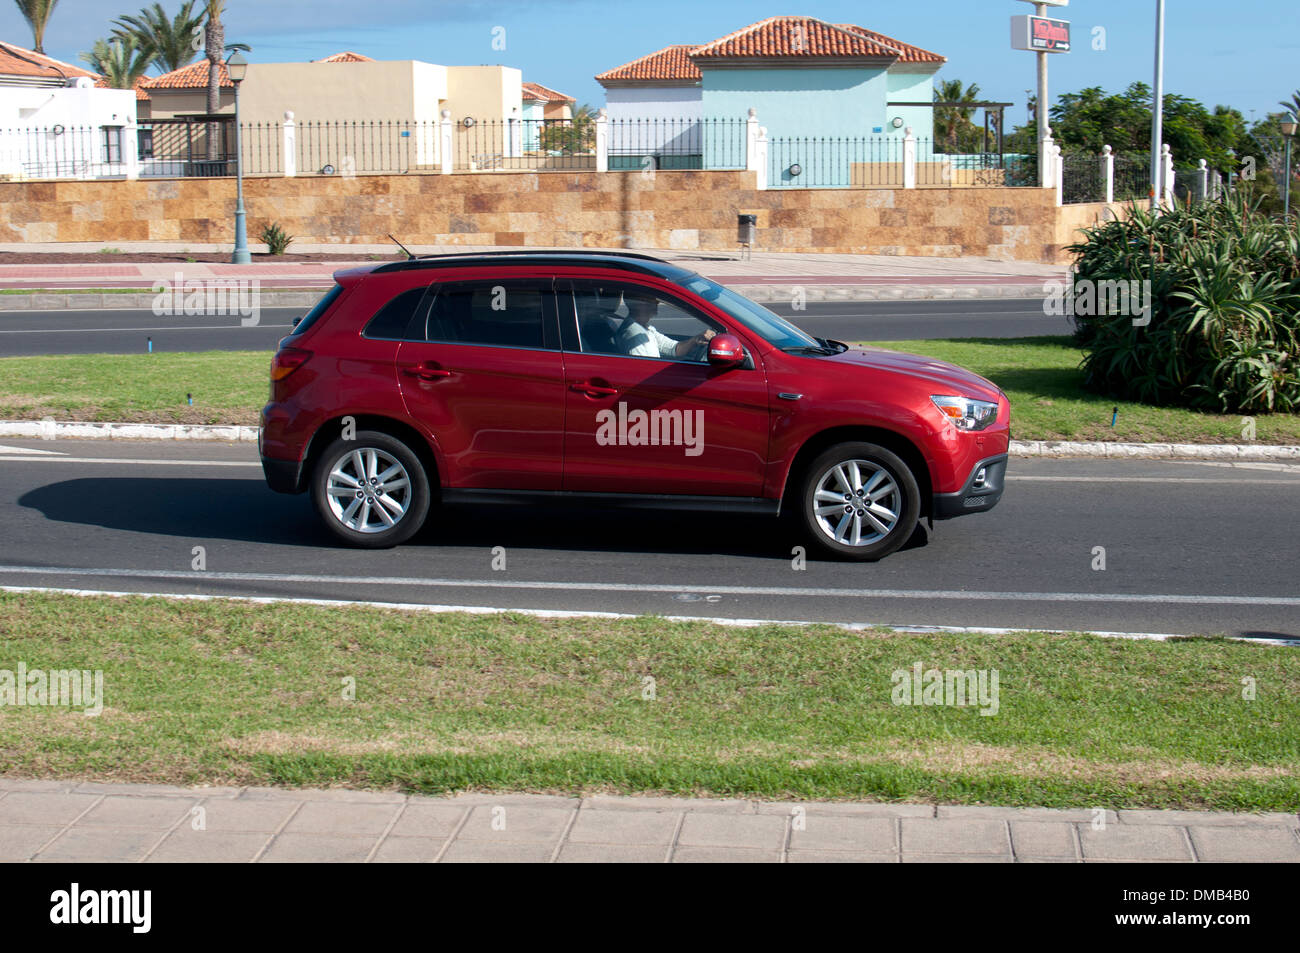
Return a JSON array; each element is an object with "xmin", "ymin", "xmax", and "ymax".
[
  {"xmin": 707, "ymin": 333, "xmax": 745, "ymax": 367},
  {"xmin": 291, "ymin": 317, "xmax": 303, "ymax": 328}
]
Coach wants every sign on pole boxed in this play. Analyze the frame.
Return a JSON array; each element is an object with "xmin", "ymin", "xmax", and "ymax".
[{"xmin": 1011, "ymin": 15, "xmax": 1071, "ymax": 52}]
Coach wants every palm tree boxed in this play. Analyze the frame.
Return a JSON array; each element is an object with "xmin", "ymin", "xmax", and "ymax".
[
  {"xmin": 933, "ymin": 78, "xmax": 982, "ymax": 154},
  {"xmin": 203, "ymin": 0, "xmax": 225, "ymax": 117},
  {"xmin": 1279, "ymin": 91, "xmax": 1300, "ymax": 123},
  {"xmin": 201, "ymin": 0, "xmax": 225, "ymax": 160},
  {"xmin": 112, "ymin": 2, "xmax": 248, "ymax": 76},
  {"xmin": 112, "ymin": 1, "xmax": 202, "ymax": 74},
  {"xmin": 80, "ymin": 36, "xmax": 152, "ymax": 89},
  {"xmin": 14, "ymin": 0, "xmax": 60, "ymax": 55}
]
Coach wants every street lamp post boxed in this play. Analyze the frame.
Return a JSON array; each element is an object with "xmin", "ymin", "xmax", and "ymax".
[
  {"xmin": 227, "ymin": 52, "xmax": 250, "ymax": 264},
  {"xmin": 1150, "ymin": 0, "xmax": 1166, "ymax": 210},
  {"xmin": 1281, "ymin": 121, "xmax": 1297, "ymax": 223}
]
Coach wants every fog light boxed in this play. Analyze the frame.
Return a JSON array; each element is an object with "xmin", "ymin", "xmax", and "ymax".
[{"xmin": 972, "ymin": 467, "xmax": 988, "ymax": 489}]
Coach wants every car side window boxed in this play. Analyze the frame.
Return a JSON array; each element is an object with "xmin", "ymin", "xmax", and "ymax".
[
  {"xmin": 422, "ymin": 280, "xmax": 558, "ymax": 350},
  {"xmin": 363, "ymin": 287, "xmax": 429, "ymax": 341},
  {"xmin": 568, "ymin": 281, "xmax": 722, "ymax": 363}
]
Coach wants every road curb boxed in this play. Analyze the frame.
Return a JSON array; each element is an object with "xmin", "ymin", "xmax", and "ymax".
[
  {"xmin": 0, "ymin": 421, "xmax": 259, "ymax": 442},
  {"xmin": 1010, "ymin": 440, "xmax": 1300, "ymax": 461},
  {"xmin": 0, "ymin": 291, "xmax": 324, "ymax": 312},
  {"xmin": 1, "ymin": 421, "xmax": 1296, "ymax": 459},
  {"xmin": 0, "ymin": 284, "xmax": 1052, "ymax": 310}
]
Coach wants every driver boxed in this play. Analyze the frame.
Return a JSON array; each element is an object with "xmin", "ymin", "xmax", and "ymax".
[{"xmin": 614, "ymin": 292, "xmax": 716, "ymax": 360}]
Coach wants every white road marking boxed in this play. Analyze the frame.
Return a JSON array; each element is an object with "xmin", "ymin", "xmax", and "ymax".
[
  {"xmin": 0, "ymin": 444, "xmax": 64, "ymax": 455},
  {"xmin": 0, "ymin": 325, "xmax": 265, "ymax": 334},
  {"xmin": 0, "ymin": 565, "xmax": 1296, "ymax": 607},
  {"xmin": 0, "ymin": 454, "xmax": 1296, "ymax": 485},
  {"xmin": 0, "ymin": 456, "xmax": 258, "ymax": 466},
  {"xmin": 1009, "ymin": 475, "xmax": 1300, "ymax": 485},
  {"xmin": 5, "ymin": 585, "xmax": 1297, "ymax": 647}
]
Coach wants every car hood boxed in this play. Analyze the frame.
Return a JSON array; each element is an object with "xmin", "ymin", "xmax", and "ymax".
[{"xmin": 817, "ymin": 345, "xmax": 1003, "ymax": 402}]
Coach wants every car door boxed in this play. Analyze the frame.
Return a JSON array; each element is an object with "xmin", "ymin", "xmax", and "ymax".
[
  {"xmin": 396, "ymin": 276, "xmax": 565, "ymax": 490},
  {"xmin": 558, "ymin": 278, "xmax": 771, "ymax": 497}
]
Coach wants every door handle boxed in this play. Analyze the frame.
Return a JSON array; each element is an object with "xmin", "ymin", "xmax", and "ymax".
[
  {"xmin": 403, "ymin": 364, "xmax": 451, "ymax": 382},
  {"xmin": 570, "ymin": 380, "xmax": 618, "ymax": 398}
]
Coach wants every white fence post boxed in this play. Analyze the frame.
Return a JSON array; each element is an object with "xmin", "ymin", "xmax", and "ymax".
[
  {"xmin": 745, "ymin": 107, "xmax": 760, "ymax": 174},
  {"xmin": 282, "ymin": 111, "xmax": 296, "ymax": 178},
  {"xmin": 439, "ymin": 109, "xmax": 454, "ymax": 175},
  {"xmin": 595, "ymin": 108, "xmax": 608, "ymax": 173},
  {"xmin": 1040, "ymin": 124, "xmax": 1053, "ymax": 188},
  {"xmin": 1055, "ymin": 143, "xmax": 1064, "ymax": 206},
  {"xmin": 1102, "ymin": 144, "xmax": 1113, "ymax": 204},
  {"xmin": 903, "ymin": 126, "xmax": 917, "ymax": 189},
  {"xmin": 753, "ymin": 125, "xmax": 768, "ymax": 190},
  {"xmin": 1197, "ymin": 158, "xmax": 1208, "ymax": 202},
  {"xmin": 124, "ymin": 118, "xmax": 141, "ymax": 180},
  {"xmin": 1162, "ymin": 143, "xmax": 1175, "ymax": 207},
  {"xmin": 1041, "ymin": 125, "xmax": 1055, "ymax": 191}
]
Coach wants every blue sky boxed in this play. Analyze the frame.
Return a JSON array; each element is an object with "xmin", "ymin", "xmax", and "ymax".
[{"xmin": 3, "ymin": 0, "xmax": 1296, "ymax": 124}]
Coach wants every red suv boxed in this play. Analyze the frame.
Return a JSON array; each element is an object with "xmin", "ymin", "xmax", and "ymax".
[{"xmin": 260, "ymin": 252, "xmax": 1009, "ymax": 560}]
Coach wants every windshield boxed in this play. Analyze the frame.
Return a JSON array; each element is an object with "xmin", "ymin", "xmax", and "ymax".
[{"xmin": 675, "ymin": 274, "xmax": 820, "ymax": 350}]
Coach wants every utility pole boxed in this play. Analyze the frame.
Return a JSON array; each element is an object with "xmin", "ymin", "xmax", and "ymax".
[
  {"xmin": 1036, "ymin": 2, "xmax": 1050, "ymax": 187},
  {"xmin": 1150, "ymin": 0, "xmax": 1166, "ymax": 210}
]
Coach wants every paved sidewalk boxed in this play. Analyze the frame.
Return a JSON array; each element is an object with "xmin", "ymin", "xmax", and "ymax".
[
  {"xmin": 2, "ymin": 778, "xmax": 1296, "ymax": 863},
  {"xmin": 0, "ymin": 244, "xmax": 1064, "ymax": 304}
]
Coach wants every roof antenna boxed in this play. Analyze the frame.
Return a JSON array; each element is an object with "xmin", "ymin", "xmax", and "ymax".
[{"xmin": 388, "ymin": 234, "xmax": 416, "ymax": 260}]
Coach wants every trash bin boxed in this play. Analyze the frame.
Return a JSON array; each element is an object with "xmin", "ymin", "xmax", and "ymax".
[{"xmin": 737, "ymin": 213, "xmax": 757, "ymax": 245}]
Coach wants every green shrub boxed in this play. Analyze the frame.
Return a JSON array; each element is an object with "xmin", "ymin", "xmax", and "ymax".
[
  {"xmin": 1069, "ymin": 194, "xmax": 1300, "ymax": 414},
  {"xmin": 259, "ymin": 222, "xmax": 293, "ymax": 256}
]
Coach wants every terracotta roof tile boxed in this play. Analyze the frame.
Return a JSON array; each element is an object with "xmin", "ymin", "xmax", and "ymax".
[
  {"xmin": 834, "ymin": 23, "xmax": 944, "ymax": 65},
  {"xmin": 691, "ymin": 16, "xmax": 916, "ymax": 61},
  {"xmin": 522, "ymin": 81, "xmax": 575, "ymax": 103},
  {"xmin": 94, "ymin": 75, "xmax": 151, "ymax": 100},
  {"xmin": 0, "ymin": 41, "xmax": 98, "ymax": 80},
  {"xmin": 314, "ymin": 51, "xmax": 373, "ymax": 63},
  {"xmin": 141, "ymin": 60, "xmax": 230, "ymax": 90},
  {"xmin": 596, "ymin": 45, "xmax": 700, "ymax": 84}
]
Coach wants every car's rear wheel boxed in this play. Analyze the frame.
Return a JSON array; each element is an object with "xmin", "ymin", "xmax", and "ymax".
[
  {"xmin": 798, "ymin": 442, "xmax": 920, "ymax": 561},
  {"xmin": 311, "ymin": 431, "xmax": 430, "ymax": 548}
]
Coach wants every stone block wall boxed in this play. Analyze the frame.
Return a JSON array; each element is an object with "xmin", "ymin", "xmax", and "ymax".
[{"xmin": 0, "ymin": 171, "xmax": 1126, "ymax": 263}]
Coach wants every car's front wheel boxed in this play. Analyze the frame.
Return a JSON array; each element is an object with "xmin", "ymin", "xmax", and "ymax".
[
  {"xmin": 798, "ymin": 442, "xmax": 920, "ymax": 561},
  {"xmin": 311, "ymin": 431, "xmax": 431, "ymax": 548}
]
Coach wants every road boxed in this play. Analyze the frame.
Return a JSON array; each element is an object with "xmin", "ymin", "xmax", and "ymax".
[
  {"xmin": 0, "ymin": 299, "xmax": 1066, "ymax": 356},
  {"xmin": 2, "ymin": 439, "xmax": 1297, "ymax": 640}
]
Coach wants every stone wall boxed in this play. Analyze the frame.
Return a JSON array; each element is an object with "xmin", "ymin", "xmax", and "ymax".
[{"xmin": 0, "ymin": 171, "xmax": 1127, "ymax": 263}]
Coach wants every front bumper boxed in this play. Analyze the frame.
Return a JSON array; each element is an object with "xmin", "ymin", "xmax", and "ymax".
[{"xmin": 931, "ymin": 453, "xmax": 1008, "ymax": 520}]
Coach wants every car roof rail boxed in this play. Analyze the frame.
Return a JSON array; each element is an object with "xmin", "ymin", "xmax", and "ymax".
[{"xmin": 369, "ymin": 249, "xmax": 680, "ymax": 275}]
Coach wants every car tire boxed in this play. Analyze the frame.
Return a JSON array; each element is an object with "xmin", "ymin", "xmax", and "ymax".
[
  {"xmin": 311, "ymin": 430, "xmax": 431, "ymax": 548},
  {"xmin": 797, "ymin": 442, "xmax": 920, "ymax": 561}
]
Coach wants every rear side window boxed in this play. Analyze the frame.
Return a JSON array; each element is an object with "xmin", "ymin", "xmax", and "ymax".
[
  {"xmin": 421, "ymin": 279, "xmax": 558, "ymax": 350},
  {"xmin": 363, "ymin": 287, "xmax": 429, "ymax": 340},
  {"xmin": 286, "ymin": 284, "xmax": 343, "ymax": 338}
]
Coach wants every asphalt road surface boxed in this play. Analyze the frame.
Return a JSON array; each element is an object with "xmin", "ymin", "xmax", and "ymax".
[
  {"xmin": 2, "ymin": 439, "xmax": 1297, "ymax": 641},
  {"xmin": 0, "ymin": 299, "xmax": 1066, "ymax": 357}
]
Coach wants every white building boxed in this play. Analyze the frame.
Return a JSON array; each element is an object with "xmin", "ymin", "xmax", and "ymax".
[{"xmin": 0, "ymin": 41, "xmax": 139, "ymax": 180}]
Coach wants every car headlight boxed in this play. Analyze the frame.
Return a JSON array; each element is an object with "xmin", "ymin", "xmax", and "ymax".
[{"xmin": 931, "ymin": 395, "xmax": 998, "ymax": 431}]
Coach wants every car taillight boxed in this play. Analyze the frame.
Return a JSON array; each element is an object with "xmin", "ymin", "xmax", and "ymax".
[{"xmin": 270, "ymin": 347, "xmax": 312, "ymax": 381}]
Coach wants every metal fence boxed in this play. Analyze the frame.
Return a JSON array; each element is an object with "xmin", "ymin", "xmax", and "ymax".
[
  {"xmin": 606, "ymin": 117, "xmax": 747, "ymax": 171},
  {"xmin": 1061, "ymin": 152, "xmax": 1107, "ymax": 204},
  {"xmin": 1112, "ymin": 154, "xmax": 1151, "ymax": 203},
  {"xmin": 138, "ymin": 117, "xmax": 236, "ymax": 177},
  {"xmin": 767, "ymin": 137, "xmax": 1038, "ymax": 189},
  {"xmin": 0, "ymin": 124, "xmax": 132, "ymax": 179}
]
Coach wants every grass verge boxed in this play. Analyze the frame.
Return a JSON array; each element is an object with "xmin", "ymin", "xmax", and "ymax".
[
  {"xmin": 869, "ymin": 337, "xmax": 1300, "ymax": 444},
  {"xmin": 0, "ymin": 339, "xmax": 1297, "ymax": 442},
  {"xmin": 1, "ymin": 592, "xmax": 1297, "ymax": 809}
]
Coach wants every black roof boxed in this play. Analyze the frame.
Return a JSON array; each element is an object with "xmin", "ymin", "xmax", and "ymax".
[{"xmin": 371, "ymin": 250, "xmax": 697, "ymax": 282}]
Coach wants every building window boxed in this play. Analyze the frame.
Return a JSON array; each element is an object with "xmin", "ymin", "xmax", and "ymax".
[{"xmin": 102, "ymin": 126, "xmax": 124, "ymax": 164}]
